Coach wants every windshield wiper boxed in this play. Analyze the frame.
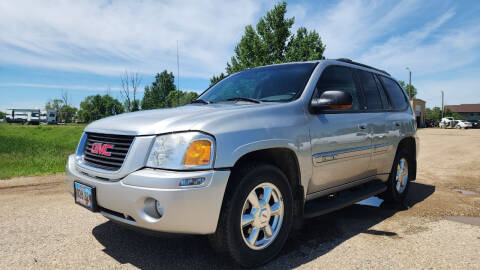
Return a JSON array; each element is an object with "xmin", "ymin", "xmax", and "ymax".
[
  {"xmin": 191, "ymin": 99, "xmax": 212, "ymax": 104},
  {"xmin": 225, "ymin": 97, "xmax": 261, "ymax": 104}
]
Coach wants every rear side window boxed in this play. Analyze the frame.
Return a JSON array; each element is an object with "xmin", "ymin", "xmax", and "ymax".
[
  {"xmin": 379, "ymin": 76, "xmax": 408, "ymax": 110},
  {"xmin": 357, "ymin": 70, "xmax": 383, "ymax": 110},
  {"xmin": 315, "ymin": 66, "xmax": 361, "ymax": 111}
]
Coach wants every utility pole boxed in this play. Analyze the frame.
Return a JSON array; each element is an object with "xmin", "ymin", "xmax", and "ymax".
[
  {"xmin": 441, "ymin": 91, "xmax": 444, "ymax": 119},
  {"xmin": 406, "ymin": 67, "xmax": 412, "ymax": 100}
]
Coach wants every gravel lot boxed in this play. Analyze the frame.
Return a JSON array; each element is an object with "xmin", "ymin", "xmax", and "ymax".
[{"xmin": 1, "ymin": 129, "xmax": 479, "ymax": 269}]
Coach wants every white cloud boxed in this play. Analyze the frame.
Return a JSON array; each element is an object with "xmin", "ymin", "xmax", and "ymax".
[
  {"xmin": 288, "ymin": 0, "xmax": 480, "ymax": 107},
  {"xmin": 0, "ymin": 0, "xmax": 262, "ymax": 77},
  {"xmin": 358, "ymin": 10, "xmax": 480, "ymax": 77},
  {"xmin": 0, "ymin": 83, "xmax": 122, "ymax": 91},
  {"xmin": 290, "ymin": 0, "xmax": 422, "ymax": 58}
]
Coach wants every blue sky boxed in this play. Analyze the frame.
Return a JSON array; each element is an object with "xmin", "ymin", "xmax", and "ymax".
[{"xmin": 1, "ymin": 0, "xmax": 480, "ymax": 111}]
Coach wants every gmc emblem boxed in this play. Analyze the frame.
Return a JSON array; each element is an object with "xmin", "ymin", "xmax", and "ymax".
[{"xmin": 90, "ymin": 143, "xmax": 113, "ymax": 156}]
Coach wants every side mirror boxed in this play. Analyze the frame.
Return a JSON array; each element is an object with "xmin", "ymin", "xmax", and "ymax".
[{"xmin": 310, "ymin": 90, "xmax": 353, "ymax": 113}]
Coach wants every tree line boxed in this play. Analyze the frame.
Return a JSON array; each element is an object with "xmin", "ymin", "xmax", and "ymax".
[
  {"xmin": 44, "ymin": 70, "xmax": 198, "ymax": 123},
  {"xmin": 425, "ymin": 107, "xmax": 462, "ymax": 122}
]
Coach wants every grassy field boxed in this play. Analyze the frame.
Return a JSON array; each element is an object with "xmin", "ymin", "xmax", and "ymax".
[{"xmin": 0, "ymin": 123, "xmax": 85, "ymax": 179}]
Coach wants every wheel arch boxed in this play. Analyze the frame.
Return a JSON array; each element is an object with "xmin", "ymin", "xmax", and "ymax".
[{"xmin": 223, "ymin": 147, "xmax": 304, "ymax": 219}]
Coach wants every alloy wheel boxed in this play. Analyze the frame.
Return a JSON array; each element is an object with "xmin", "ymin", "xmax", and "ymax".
[
  {"xmin": 240, "ymin": 183, "xmax": 284, "ymax": 250},
  {"xmin": 395, "ymin": 158, "xmax": 409, "ymax": 194}
]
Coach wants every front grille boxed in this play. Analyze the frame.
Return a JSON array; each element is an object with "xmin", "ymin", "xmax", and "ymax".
[{"xmin": 83, "ymin": 132, "xmax": 134, "ymax": 171}]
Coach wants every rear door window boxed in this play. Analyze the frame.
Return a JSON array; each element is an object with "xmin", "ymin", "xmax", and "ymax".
[
  {"xmin": 314, "ymin": 66, "xmax": 362, "ymax": 111},
  {"xmin": 379, "ymin": 76, "xmax": 408, "ymax": 110},
  {"xmin": 357, "ymin": 70, "xmax": 383, "ymax": 110}
]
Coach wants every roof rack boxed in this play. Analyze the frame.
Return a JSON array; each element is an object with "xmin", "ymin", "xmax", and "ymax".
[{"xmin": 335, "ymin": 58, "xmax": 390, "ymax": 76}]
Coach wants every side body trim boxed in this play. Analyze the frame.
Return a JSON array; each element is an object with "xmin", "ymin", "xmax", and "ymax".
[{"xmin": 312, "ymin": 142, "xmax": 392, "ymax": 166}]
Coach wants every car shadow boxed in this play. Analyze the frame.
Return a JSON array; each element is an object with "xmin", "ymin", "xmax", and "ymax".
[{"xmin": 91, "ymin": 182, "xmax": 434, "ymax": 269}]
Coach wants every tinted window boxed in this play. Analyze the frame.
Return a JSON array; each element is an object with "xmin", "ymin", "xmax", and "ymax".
[
  {"xmin": 379, "ymin": 76, "xmax": 408, "ymax": 110},
  {"xmin": 373, "ymin": 75, "xmax": 390, "ymax": 109},
  {"xmin": 358, "ymin": 70, "xmax": 382, "ymax": 110},
  {"xmin": 315, "ymin": 66, "xmax": 361, "ymax": 111},
  {"xmin": 199, "ymin": 63, "xmax": 316, "ymax": 103}
]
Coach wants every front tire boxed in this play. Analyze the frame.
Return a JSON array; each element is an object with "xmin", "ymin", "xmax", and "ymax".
[
  {"xmin": 380, "ymin": 149, "xmax": 411, "ymax": 203},
  {"xmin": 210, "ymin": 164, "xmax": 293, "ymax": 268}
]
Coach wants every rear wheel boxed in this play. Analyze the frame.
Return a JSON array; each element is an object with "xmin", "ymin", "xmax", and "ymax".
[
  {"xmin": 380, "ymin": 149, "xmax": 411, "ymax": 203},
  {"xmin": 210, "ymin": 164, "xmax": 293, "ymax": 268}
]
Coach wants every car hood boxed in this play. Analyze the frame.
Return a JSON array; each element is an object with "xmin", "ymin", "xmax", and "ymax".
[{"xmin": 84, "ymin": 103, "xmax": 280, "ymax": 136}]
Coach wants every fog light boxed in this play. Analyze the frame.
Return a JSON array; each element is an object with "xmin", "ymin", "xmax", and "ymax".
[
  {"xmin": 179, "ymin": 177, "xmax": 206, "ymax": 187},
  {"xmin": 155, "ymin": 200, "xmax": 164, "ymax": 217}
]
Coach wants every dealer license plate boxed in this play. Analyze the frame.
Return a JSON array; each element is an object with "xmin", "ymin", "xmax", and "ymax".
[{"xmin": 74, "ymin": 181, "xmax": 98, "ymax": 211}]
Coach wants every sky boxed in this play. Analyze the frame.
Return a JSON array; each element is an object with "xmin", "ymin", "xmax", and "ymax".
[{"xmin": 1, "ymin": 0, "xmax": 480, "ymax": 111}]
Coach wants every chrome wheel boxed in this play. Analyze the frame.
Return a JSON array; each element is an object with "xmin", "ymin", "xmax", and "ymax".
[
  {"xmin": 240, "ymin": 182, "xmax": 284, "ymax": 250},
  {"xmin": 395, "ymin": 158, "xmax": 409, "ymax": 194}
]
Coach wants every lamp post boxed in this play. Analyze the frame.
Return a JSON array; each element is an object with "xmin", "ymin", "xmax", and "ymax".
[
  {"xmin": 441, "ymin": 91, "xmax": 444, "ymax": 119},
  {"xmin": 406, "ymin": 67, "xmax": 412, "ymax": 100}
]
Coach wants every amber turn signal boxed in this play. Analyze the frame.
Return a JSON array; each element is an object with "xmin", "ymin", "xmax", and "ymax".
[{"xmin": 184, "ymin": 139, "xmax": 212, "ymax": 166}]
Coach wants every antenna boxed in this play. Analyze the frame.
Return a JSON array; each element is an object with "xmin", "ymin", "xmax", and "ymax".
[
  {"xmin": 177, "ymin": 40, "xmax": 180, "ymax": 106},
  {"xmin": 177, "ymin": 40, "xmax": 180, "ymax": 90}
]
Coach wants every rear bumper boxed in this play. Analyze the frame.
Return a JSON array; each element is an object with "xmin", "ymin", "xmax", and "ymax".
[{"xmin": 65, "ymin": 155, "xmax": 230, "ymax": 235}]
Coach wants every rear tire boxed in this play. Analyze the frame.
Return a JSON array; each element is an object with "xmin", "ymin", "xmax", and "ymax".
[
  {"xmin": 379, "ymin": 148, "xmax": 411, "ymax": 203},
  {"xmin": 210, "ymin": 164, "xmax": 293, "ymax": 268}
]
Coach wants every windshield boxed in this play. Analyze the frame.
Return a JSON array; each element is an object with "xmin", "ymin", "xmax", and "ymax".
[{"xmin": 199, "ymin": 63, "xmax": 316, "ymax": 103}]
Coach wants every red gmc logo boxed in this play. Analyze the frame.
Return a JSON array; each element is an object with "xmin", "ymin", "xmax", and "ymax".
[{"xmin": 90, "ymin": 143, "xmax": 113, "ymax": 156}]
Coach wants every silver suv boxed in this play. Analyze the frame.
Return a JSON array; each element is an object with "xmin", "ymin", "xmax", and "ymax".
[{"xmin": 66, "ymin": 59, "xmax": 419, "ymax": 267}]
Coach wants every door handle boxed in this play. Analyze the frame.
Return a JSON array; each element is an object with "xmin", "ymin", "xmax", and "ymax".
[
  {"xmin": 358, "ymin": 123, "xmax": 367, "ymax": 130},
  {"xmin": 393, "ymin": 121, "xmax": 401, "ymax": 127}
]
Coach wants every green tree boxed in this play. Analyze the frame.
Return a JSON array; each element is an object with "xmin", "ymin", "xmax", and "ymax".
[
  {"xmin": 425, "ymin": 107, "xmax": 442, "ymax": 122},
  {"xmin": 59, "ymin": 105, "xmax": 78, "ymax": 123},
  {"xmin": 398, "ymin": 80, "xmax": 418, "ymax": 99},
  {"xmin": 165, "ymin": 90, "xmax": 183, "ymax": 108},
  {"xmin": 77, "ymin": 94, "xmax": 124, "ymax": 122},
  {"xmin": 426, "ymin": 107, "xmax": 463, "ymax": 122},
  {"xmin": 0, "ymin": 111, "xmax": 5, "ymax": 119},
  {"xmin": 210, "ymin": 73, "xmax": 227, "ymax": 87},
  {"xmin": 45, "ymin": 99, "xmax": 63, "ymax": 112},
  {"xmin": 181, "ymin": 91, "xmax": 199, "ymax": 105},
  {"xmin": 141, "ymin": 70, "xmax": 176, "ymax": 109},
  {"xmin": 285, "ymin": 27, "xmax": 325, "ymax": 62},
  {"xmin": 443, "ymin": 108, "xmax": 462, "ymax": 120},
  {"xmin": 165, "ymin": 90, "xmax": 199, "ymax": 107},
  {"xmin": 46, "ymin": 98, "xmax": 77, "ymax": 122},
  {"xmin": 215, "ymin": 2, "xmax": 325, "ymax": 80},
  {"xmin": 131, "ymin": 99, "xmax": 140, "ymax": 112}
]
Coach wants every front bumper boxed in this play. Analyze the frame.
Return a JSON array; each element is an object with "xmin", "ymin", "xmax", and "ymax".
[{"xmin": 65, "ymin": 155, "xmax": 230, "ymax": 235}]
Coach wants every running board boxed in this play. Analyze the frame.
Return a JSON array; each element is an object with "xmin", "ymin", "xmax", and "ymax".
[{"xmin": 303, "ymin": 180, "xmax": 387, "ymax": 219}]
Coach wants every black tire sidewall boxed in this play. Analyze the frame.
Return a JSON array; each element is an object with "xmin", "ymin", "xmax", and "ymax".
[{"xmin": 227, "ymin": 165, "xmax": 293, "ymax": 267}]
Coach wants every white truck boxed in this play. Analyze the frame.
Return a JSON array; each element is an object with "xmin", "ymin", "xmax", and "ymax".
[
  {"xmin": 40, "ymin": 110, "xmax": 57, "ymax": 124},
  {"xmin": 6, "ymin": 109, "xmax": 41, "ymax": 125}
]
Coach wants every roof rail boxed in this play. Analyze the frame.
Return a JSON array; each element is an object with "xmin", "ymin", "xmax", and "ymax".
[{"xmin": 335, "ymin": 58, "xmax": 390, "ymax": 76}]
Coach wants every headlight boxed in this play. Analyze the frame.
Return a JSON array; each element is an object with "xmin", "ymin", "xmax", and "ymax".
[{"xmin": 146, "ymin": 132, "xmax": 215, "ymax": 170}]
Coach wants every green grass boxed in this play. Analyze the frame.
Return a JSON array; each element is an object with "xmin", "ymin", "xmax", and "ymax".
[{"xmin": 0, "ymin": 123, "xmax": 85, "ymax": 179}]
